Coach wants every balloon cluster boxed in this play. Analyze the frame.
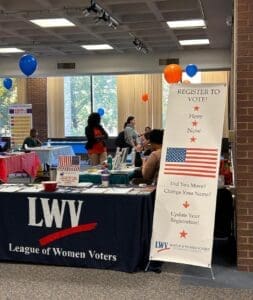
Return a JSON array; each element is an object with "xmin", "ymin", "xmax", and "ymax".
[
  {"xmin": 163, "ymin": 63, "xmax": 198, "ymax": 84},
  {"xmin": 2, "ymin": 54, "xmax": 38, "ymax": 90}
]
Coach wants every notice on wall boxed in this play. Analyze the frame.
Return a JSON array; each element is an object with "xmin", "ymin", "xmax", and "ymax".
[
  {"xmin": 149, "ymin": 84, "xmax": 227, "ymax": 268},
  {"xmin": 9, "ymin": 104, "xmax": 32, "ymax": 148},
  {"xmin": 56, "ymin": 155, "xmax": 80, "ymax": 186}
]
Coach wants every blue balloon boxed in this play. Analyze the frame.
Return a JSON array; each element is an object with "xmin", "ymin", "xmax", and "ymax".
[
  {"xmin": 3, "ymin": 78, "xmax": 12, "ymax": 90},
  {"xmin": 185, "ymin": 64, "xmax": 198, "ymax": 77},
  {"xmin": 19, "ymin": 54, "xmax": 37, "ymax": 76},
  {"xmin": 97, "ymin": 108, "xmax": 105, "ymax": 116}
]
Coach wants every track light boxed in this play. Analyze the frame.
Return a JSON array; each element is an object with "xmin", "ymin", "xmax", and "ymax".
[
  {"xmin": 132, "ymin": 37, "xmax": 149, "ymax": 54},
  {"xmin": 83, "ymin": 0, "xmax": 119, "ymax": 29},
  {"xmin": 83, "ymin": 1, "xmax": 97, "ymax": 17}
]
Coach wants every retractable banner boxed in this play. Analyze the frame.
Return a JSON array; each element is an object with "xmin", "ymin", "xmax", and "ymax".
[{"xmin": 150, "ymin": 84, "xmax": 227, "ymax": 268}]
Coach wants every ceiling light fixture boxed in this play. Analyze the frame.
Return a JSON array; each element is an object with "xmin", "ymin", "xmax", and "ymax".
[
  {"xmin": 167, "ymin": 19, "xmax": 206, "ymax": 29},
  {"xmin": 81, "ymin": 44, "xmax": 113, "ymax": 50},
  {"xmin": 83, "ymin": 0, "xmax": 119, "ymax": 29},
  {"xmin": 30, "ymin": 18, "xmax": 75, "ymax": 28},
  {"xmin": 0, "ymin": 47, "xmax": 24, "ymax": 53},
  {"xmin": 179, "ymin": 39, "xmax": 210, "ymax": 46}
]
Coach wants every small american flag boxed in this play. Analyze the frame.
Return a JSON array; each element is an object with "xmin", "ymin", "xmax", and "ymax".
[
  {"xmin": 164, "ymin": 147, "xmax": 218, "ymax": 178},
  {"xmin": 58, "ymin": 155, "xmax": 80, "ymax": 167}
]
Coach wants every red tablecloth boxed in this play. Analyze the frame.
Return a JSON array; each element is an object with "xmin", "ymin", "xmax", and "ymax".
[{"xmin": 0, "ymin": 152, "xmax": 41, "ymax": 183}]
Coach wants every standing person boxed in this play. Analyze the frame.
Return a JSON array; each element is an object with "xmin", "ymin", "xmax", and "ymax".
[
  {"xmin": 124, "ymin": 116, "xmax": 141, "ymax": 150},
  {"xmin": 85, "ymin": 112, "xmax": 108, "ymax": 166},
  {"xmin": 22, "ymin": 128, "xmax": 42, "ymax": 149}
]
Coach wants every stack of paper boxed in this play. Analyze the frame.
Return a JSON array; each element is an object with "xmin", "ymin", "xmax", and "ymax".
[
  {"xmin": 82, "ymin": 187, "xmax": 108, "ymax": 193},
  {"xmin": 104, "ymin": 188, "xmax": 133, "ymax": 194}
]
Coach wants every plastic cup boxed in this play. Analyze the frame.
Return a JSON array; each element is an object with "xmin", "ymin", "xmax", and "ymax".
[{"xmin": 42, "ymin": 181, "xmax": 57, "ymax": 192}]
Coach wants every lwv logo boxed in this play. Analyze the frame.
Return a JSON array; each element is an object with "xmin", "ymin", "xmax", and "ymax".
[
  {"xmin": 155, "ymin": 241, "xmax": 170, "ymax": 253},
  {"xmin": 28, "ymin": 197, "xmax": 84, "ymax": 228}
]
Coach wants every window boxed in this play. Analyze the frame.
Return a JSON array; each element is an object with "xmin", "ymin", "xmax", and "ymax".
[
  {"xmin": 0, "ymin": 78, "xmax": 17, "ymax": 135},
  {"xmin": 64, "ymin": 75, "xmax": 117, "ymax": 136},
  {"xmin": 162, "ymin": 76, "xmax": 170, "ymax": 128},
  {"xmin": 93, "ymin": 75, "xmax": 117, "ymax": 136},
  {"xmin": 64, "ymin": 76, "xmax": 91, "ymax": 136}
]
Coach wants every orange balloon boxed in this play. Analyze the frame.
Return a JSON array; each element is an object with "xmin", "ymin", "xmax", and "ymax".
[
  {"xmin": 163, "ymin": 64, "xmax": 182, "ymax": 84},
  {"xmin": 141, "ymin": 93, "xmax": 149, "ymax": 102}
]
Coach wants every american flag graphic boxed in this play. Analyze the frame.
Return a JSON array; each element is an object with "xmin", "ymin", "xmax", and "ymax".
[
  {"xmin": 58, "ymin": 155, "xmax": 80, "ymax": 167},
  {"xmin": 164, "ymin": 147, "xmax": 218, "ymax": 178}
]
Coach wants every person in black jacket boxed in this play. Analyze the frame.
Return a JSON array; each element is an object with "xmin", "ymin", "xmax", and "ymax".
[{"xmin": 85, "ymin": 112, "xmax": 108, "ymax": 166}]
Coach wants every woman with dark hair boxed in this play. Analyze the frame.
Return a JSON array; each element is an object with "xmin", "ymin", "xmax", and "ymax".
[
  {"xmin": 85, "ymin": 112, "xmax": 108, "ymax": 165},
  {"xmin": 124, "ymin": 116, "xmax": 140, "ymax": 150},
  {"xmin": 131, "ymin": 129, "xmax": 164, "ymax": 185},
  {"xmin": 142, "ymin": 129, "xmax": 164, "ymax": 184}
]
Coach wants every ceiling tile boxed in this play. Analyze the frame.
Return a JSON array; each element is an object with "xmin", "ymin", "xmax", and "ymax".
[{"xmin": 0, "ymin": 0, "xmax": 232, "ymax": 56}]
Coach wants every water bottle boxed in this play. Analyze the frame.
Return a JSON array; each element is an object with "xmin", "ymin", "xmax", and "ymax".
[
  {"xmin": 101, "ymin": 168, "xmax": 110, "ymax": 187},
  {"xmin": 107, "ymin": 155, "xmax": 113, "ymax": 170},
  {"xmin": 47, "ymin": 139, "xmax": 51, "ymax": 147}
]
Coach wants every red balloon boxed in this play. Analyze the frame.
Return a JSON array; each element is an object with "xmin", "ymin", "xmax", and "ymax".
[
  {"xmin": 163, "ymin": 64, "xmax": 182, "ymax": 84},
  {"xmin": 142, "ymin": 93, "xmax": 149, "ymax": 102}
]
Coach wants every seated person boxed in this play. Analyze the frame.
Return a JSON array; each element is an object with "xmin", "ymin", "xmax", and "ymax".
[
  {"xmin": 135, "ymin": 131, "xmax": 152, "ymax": 167},
  {"xmin": 131, "ymin": 129, "xmax": 164, "ymax": 185},
  {"xmin": 22, "ymin": 128, "xmax": 42, "ymax": 149}
]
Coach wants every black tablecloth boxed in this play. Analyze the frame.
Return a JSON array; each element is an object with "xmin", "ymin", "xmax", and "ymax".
[{"xmin": 0, "ymin": 189, "xmax": 154, "ymax": 272}]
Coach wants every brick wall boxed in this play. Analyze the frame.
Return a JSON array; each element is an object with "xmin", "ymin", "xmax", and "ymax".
[
  {"xmin": 26, "ymin": 78, "xmax": 48, "ymax": 142},
  {"xmin": 236, "ymin": 0, "xmax": 253, "ymax": 271}
]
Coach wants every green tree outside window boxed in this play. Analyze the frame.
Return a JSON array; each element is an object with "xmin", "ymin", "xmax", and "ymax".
[
  {"xmin": 64, "ymin": 75, "xmax": 118, "ymax": 137},
  {"xmin": 64, "ymin": 76, "xmax": 91, "ymax": 136},
  {"xmin": 93, "ymin": 75, "xmax": 117, "ymax": 136}
]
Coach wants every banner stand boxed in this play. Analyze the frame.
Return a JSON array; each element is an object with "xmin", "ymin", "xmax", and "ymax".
[
  {"xmin": 144, "ymin": 260, "xmax": 150, "ymax": 272},
  {"xmin": 145, "ymin": 259, "xmax": 216, "ymax": 280},
  {"xmin": 149, "ymin": 84, "xmax": 227, "ymax": 269}
]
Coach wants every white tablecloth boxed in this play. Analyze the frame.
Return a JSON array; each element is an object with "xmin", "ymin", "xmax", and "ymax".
[{"xmin": 28, "ymin": 146, "xmax": 75, "ymax": 166}]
